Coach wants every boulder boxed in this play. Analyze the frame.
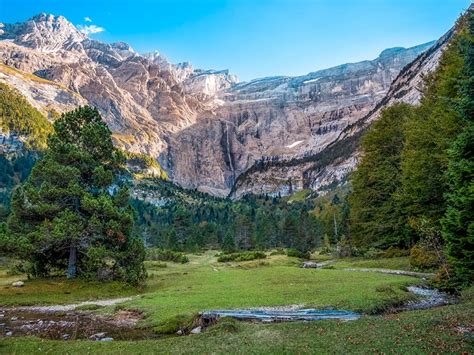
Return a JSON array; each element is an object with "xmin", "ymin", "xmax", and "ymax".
[
  {"xmin": 89, "ymin": 332, "xmax": 106, "ymax": 340},
  {"xmin": 190, "ymin": 326, "xmax": 202, "ymax": 334},
  {"xmin": 302, "ymin": 262, "xmax": 320, "ymax": 269}
]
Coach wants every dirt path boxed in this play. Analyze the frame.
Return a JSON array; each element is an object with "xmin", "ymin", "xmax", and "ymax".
[{"xmin": 0, "ymin": 296, "xmax": 134, "ymax": 313}]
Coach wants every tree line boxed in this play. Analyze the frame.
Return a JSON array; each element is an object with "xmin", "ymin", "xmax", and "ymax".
[
  {"xmin": 349, "ymin": 10, "xmax": 473, "ymax": 287},
  {"xmin": 131, "ymin": 183, "xmax": 350, "ymax": 255}
]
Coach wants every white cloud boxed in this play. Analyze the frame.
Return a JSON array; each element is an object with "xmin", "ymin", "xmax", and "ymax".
[
  {"xmin": 77, "ymin": 24, "xmax": 105, "ymax": 35},
  {"xmin": 84, "ymin": 16, "xmax": 92, "ymax": 22}
]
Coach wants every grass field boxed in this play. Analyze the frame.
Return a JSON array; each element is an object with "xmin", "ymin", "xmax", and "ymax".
[
  {"xmin": 1, "ymin": 253, "xmax": 417, "ymax": 314},
  {"xmin": 2, "ymin": 297, "xmax": 473, "ymax": 354},
  {"xmin": 1, "ymin": 252, "xmax": 472, "ymax": 354}
]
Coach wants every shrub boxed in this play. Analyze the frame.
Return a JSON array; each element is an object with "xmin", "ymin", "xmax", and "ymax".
[
  {"xmin": 431, "ymin": 263, "xmax": 457, "ymax": 291},
  {"xmin": 269, "ymin": 248, "xmax": 286, "ymax": 256},
  {"xmin": 286, "ymin": 248, "xmax": 310, "ymax": 259},
  {"xmin": 149, "ymin": 261, "xmax": 167, "ymax": 268},
  {"xmin": 217, "ymin": 251, "xmax": 266, "ymax": 262},
  {"xmin": 146, "ymin": 248, "xmax": 189, "ymax": 263},
  {"xmin": 336, "ymin": 237, "xmax": 355, "ymax": 258},
  {"xmin": 409, "ymin": 245, "xmax": 440, "ymax": 271},
  {"xmin": 6, "ymin": 260, "xmax": 30, "ymax": 275},
  {"xmin": 383, "ymin": 246, "xmax": 410, "ymax": 258}
]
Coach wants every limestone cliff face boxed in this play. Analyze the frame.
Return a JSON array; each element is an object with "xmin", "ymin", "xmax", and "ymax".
[
  {"xmin": 165, "ymin": 41, "xmax": 435, "ymax": 196},
  {"xmin": 0, "ymin": 13, "xmax": 448, "ymax": 198},
  {"xmin": 229, "ymin": 27, "xmax": 455, "ymax": 198}
]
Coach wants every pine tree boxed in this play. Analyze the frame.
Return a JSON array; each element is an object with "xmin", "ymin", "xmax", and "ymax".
[
  {"xmin": 400, "ymin": 25, "xmax": 467, "ymax": 235},
  {"xmin": 441, "ymin": 10, "xmax": 474, "ymax": 286},
  {"xmin": 222, "ymin": 230, "xmax": 235, "ymax": 252},
  {"xmin": 349, "ymin": 104, "xmax": 412, "ymax": 247},
  {"xmin": 3, "ymin": 107, "xmax": 146, "ymax": 283}
]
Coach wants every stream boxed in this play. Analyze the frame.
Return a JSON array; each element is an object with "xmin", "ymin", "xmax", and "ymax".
[
  {"xmin": 0, "ymin": 286, "xmax": 455, "ymax": 340},
  {"xmin": 392, "ymin": 286, "xmax": 455, "ymax": 312},
  {"xmin": 201, "ymin": 309, "xmax": 361, "ymax": 322}
]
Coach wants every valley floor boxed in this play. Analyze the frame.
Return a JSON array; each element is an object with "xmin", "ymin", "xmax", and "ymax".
[{"xmin": 0, "ymin": 252, "xmax": 472, "ymax": 354}]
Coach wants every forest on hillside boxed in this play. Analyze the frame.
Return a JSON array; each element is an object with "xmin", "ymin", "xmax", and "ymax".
[{"xmin": 349, "ymin": 11, "xmax": 473, "ymax": 287}]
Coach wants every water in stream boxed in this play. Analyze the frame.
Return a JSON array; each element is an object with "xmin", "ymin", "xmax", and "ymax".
[
  {"xmin": 0, "ymin": 287, "xmax": 453, "ymax": 340},
  {"xmin": 201, "ymin": 309, "xmax": 361, "ymax": 322}
]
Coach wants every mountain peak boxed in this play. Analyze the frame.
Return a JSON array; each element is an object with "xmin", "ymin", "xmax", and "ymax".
[
  {"xmin": 377, "ymin": 41, "xmax": 436, "ymax": 61},
  {"xmin": 378, "ymin": 46, "xmax": 406, "ymax": 58},
  {"xmin": 1, "ymin": 13, "xmax": 85, "ymax": 52}
]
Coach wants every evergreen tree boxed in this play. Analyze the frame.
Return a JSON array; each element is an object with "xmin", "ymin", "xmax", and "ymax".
[
  {"xmin": 222, "ymin": 230, "xmax": 235, "ymax": 252},
  {"xmin": 349, "ymin": 104, "xmax": 412, "ymax": 247},
  {"xmin": 2, "ymin": 107, "xmax": 146, "ymax": 283},
  {"xmin": 234, "ymin": 214, "xmax": 253, "ymax": 250},
  {"xmin": 400, "ymin": 26, "xmax": 467, "ymax": 235},
  {"xmin": 441, "ymin": 10, "xmax": 474, "ymax": 286}
]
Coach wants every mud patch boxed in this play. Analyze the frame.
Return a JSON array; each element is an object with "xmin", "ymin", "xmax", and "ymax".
[{"xmin": 0, "ymin": 308, "xmax": 156, "ymax": 341}]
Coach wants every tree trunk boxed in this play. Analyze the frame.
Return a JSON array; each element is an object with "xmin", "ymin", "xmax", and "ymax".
[{"xmin": 67, "ymin": 244, "xmax": 77, "ymax": 279}]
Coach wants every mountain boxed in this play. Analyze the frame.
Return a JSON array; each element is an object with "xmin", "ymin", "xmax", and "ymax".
[
  {"xmin": 230, "ymin": 27, "xmax": 455, "ymax": 198},
  {"xmin": 0, "ymin": 13, "xmax": 238, "ymax": 159},
  {"xmin": 0, "ymin": 13, "xmax": 448, "ymax": 198}
]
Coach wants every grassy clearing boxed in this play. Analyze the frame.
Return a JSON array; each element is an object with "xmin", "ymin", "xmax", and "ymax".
[
  {"xmin": 1, "ymin": 292, "xmax": 472, "ymax": 354},
  {"xmin": 0, "ymin": 252, "xmax": 417, "ymax": 315},
  {"xmin": 287, "ymin": 189, "xmax": 312, "ymax": 203},
  {"xmin": 0, "ymin": 277, "xmax": 139, "ymax": 306},
  {"xmin": 1, "ymin": 252, "xmax": 470, "ymax": 353},
  {"xmin": 120, "ymin": 252, "xmax": 418, "ymax": 326},
  {"xmin": 134, "ymin": 265, "xmax": 416, "ymax": 326}
]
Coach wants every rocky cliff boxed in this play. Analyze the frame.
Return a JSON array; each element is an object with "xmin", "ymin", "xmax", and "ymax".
[
  {"xmin": 230, "ymin": 27, "xmax": 455, "ymax": 198},
  {"xmin": 0, "ymin": 13, "xmax": 449, "ymax": 198}
]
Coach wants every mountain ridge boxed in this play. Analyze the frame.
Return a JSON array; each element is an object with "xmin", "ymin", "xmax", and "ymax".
[{"xmin": 0, "ymin": 13, "xmax": 445, "ymax": 198}]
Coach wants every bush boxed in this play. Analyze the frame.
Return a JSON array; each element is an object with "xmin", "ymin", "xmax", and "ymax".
[
  {"xmin": 383, "ymin": 246, "xmax": 410, "ymax": 258},
  {"xmin": 269, "ymin": 248, "xmax": 286, "ymax": 256},
  {"xmin": 336, "ymin": 237, "xmax": 355, "ymax": 258},
  {"xmin": 431, "ymin": 263, "xmax": 456, "ymax": 291},
  {"xmin": 286, "ymin": 248, "xmax": 310, "ymax": 259},
  {"xmin": 146, "ymin": 248, "xmax": 189, "ymax": 263},
  {"xmin": 147, "ymin": 261, "xmax": 167, "ymax": 268},
  {"xmin": 6, "ymin": 260, "xmax": 29, "ymax": 275},
  {"xmin": 217, "ymin": 251, "xmax": 266, "ymax": 262},
  {"xmin": 409, "ymin": 245, "xmax": 440, "ymax": 271}
]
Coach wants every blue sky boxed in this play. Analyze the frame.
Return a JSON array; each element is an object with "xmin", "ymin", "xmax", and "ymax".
[{"xmin": 1, "ymin": 0, "xmax": 471, "ymax": 81}]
